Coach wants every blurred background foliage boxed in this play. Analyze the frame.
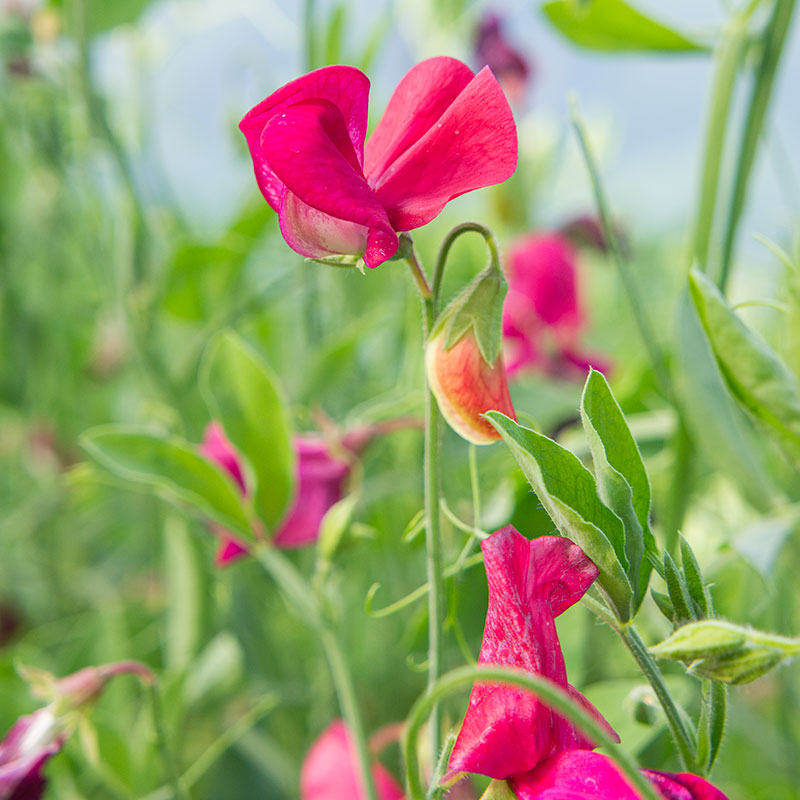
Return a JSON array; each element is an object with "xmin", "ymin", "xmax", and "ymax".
[{"xmin": 1, "ymin": 0, "xmax": 799, "ymax": 798}]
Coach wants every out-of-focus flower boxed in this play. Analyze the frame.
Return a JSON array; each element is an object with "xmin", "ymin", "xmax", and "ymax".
[
  {"xmin": 509, "ymin": 750, "xmax": 729, "ymax": 799},
  {"xmin": 502, "ymin": 233, "xmax": 610, "ymax": 379},
  {"xmin": 426, "ymin": 327, "xmax": 515, "ymax": 445},
  {"xmin": 448, "ymin": 527, "xmax": 614, "ymax": 779},
  {"xmin": 300, "ymin": 720, "xmax": 404, "ymax": 800},
  {"xmin": 202, "ymin": 422, "xmax": 391, "ymax": 565},
  {"xmin": 474, "ymin": 13, "xmax": 531, "ymax": 106},
  {"xmin": 0, "ymin": 662, "xmax": 153, "ymax": 800},
  {"xmin": 240, "ymin": 57, "xmax": 517, "ymax": 268}
]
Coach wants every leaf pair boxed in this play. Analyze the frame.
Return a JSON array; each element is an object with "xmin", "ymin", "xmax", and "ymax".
[
  {"xmin": 487, "ymin": 369, "xmax": 655, "ymax": 621},
  {"xmin": 81, "ymin": 332, "xmax": 294, "ymax": 543}
]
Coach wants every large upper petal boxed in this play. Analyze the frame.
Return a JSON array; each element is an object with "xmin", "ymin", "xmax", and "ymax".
[
  {"xmin": 369, "ymin": 66, "xmax": 517, "ymax": 232},
  {"xmin": 364, "ymin": 57, "xmax": 475, "ymax": 181},
  {"xmin": 262, "ymin": 99, "xmax": 398, "ymax": 266},
  {"xmin": 300, "ymin": 720, "xmax": 404, "ymax": 800},
  {"xmin": 239, "ymin": 65, "xmax": 370, "ymax": 210},
  {"xmin": 449, "ymin": 528, "xmax": 609, "ymax": 780}
]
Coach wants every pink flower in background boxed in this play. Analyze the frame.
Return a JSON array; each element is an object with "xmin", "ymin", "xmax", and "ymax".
[
  {"xmin": 300, "ymin": 720, "xmax": 404, "ymax": 800},
  {"xmin": 510, "ymin": 750, "xmax": 729, "ymax": 799},
  {"xmin": 425, "ymin": 328, "xmax": 516, "ymax": 446},
  {"xmin": 448, "ymin": 527, "xmax": 614, "ymax": 779},
  {"xmin": 474, "ymin": 13, "xmax": 532, "ymax": 106},
  {"xmin": 240, "ymin": 57, "xmax": 517, "ymax": 268},
  {"xmin": 502, "ymin": 233, "xmax": 610, "ymax": 379},
  {"xmin": 0, "ymin": 662, "xmax": 153, "ymax": 800},
  {"xmin": 200, "ymin": 423, "xmax": 351, "ymax": 565}
]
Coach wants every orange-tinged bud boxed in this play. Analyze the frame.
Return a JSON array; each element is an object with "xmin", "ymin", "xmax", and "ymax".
[{"xmin": 426, "ymin": 327, "xmax": 516, "ymax": 445}]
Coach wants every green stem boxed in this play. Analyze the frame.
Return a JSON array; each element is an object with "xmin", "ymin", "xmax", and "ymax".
[
  {"xmin": 432, "ymin": 222, "xmax": 500, "ymax": 308},
  {"xmin": 690, "ymin": 11, "xmax": 749, "ymax": 272},
  {"xmin": 718, "ymin": 0, "xmax": 798, "ymax": 291},
  {"xmin": 252, "ymin": 545, "xmax": 378, "ymax": 800},
  {"xmin": 570, "ymin": 105, "xmax": 672, "ymax": 400},
  {"xmin": 147, "ymin": 683, "xmax": 190, "ymax": 800},
  {"xmin": 618, "ymin": 624, "xmax": 697, "ymax": 771},
  {"xmin": 406, "ymin": 247, "xmax": 445, "ymax": 767},
  {"xmin": 663, "ymin": 421, "xmax": 693, "ymax": 553},
  {"xmin": 402, "ymin": 666, "xmax": 662, "ymax": 800}
]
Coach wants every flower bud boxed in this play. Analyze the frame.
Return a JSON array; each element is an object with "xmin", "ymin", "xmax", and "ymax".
[
  {"xmin": 426, "ymin": 328, "xmax": 516, "ymax": 445},
  {"xmin": 426, "ymin": 261, "xmax": 516, "ymax": 445},
  {"xmin": 479, "ymin": 780, "xmax": 517, "ymax": 799},
  {"xmin": 650, "ymin": 619, "xmax": 800, "ymax": 685}
]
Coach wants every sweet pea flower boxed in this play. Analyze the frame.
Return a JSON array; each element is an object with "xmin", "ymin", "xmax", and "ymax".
[
  {"xmin": 509, "ymin": 750, "xmax": 729, "ymax": 800},
  {"xmin": 200, "ymin": 423, "xmax": 352, "ymax": 565},
  {"xmin": 448, "ymin": 527, "xmax": 615, "ymax": 779},
  {"xmin": 502, "ymin": 233, "xmax": 610, "ymax": 379},
  {"xmin": 474, "ymin": 13, "xmax": 532, "ymax": 106},
  {"xmin": 0, "ymin": 662, "xmax": 153, "ymax": 800},
  {"xmin": 300, "ymin": 720, "xmax": 404, "ymax": 800},
  {"xmin": 239, "ymin": 57, "xmax": 517, "ymax": 268}
]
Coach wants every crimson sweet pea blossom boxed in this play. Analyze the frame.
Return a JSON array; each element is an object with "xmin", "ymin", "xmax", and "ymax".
[
  {"xmin": 239, "ymin": 57, "xmax": 517, "ymax": 268},
  {"xmin": 448, "ymin": 527, "xmax": 730, "ymax": 800},
  {"xmin": 448, "ymin": 526, "xmax": 614, "ymax": 779},
  {"xmin": 300, "ymin": 720, "xmax": 403, "ymax": 800},
  {"xmin": 474, "ymin": 13, "xmax": 532, "ymax": 106},
  {"xmin": 200, "ymin": 423, "xmax": 351, "ymax": 565},
  {"xmin": 502, "ymin": 233, "xmax": 609, "ymax": 378}
]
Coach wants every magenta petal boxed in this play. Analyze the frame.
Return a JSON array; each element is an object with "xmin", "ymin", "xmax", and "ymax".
[
  {"xmin": 273, "ymin": 437, "xmax": 350, "ymax": 549},
  {"xmin": 0, "ymin": 710, "xmax": 62, "ymax": 800},
  {"xmin": 300, "ymin": 720, "xmax": 404, "ymax": 800},
  {"xmin": 364, "ymin": 56, "xmax": 474, "ymax": 181},
  {"xmin": 214, "ymin": 535, "xmax": 249, "ymax": 567},
  {"xmin": 372, "ymin": 66, "xmax": 517, "ymax": 232},
  {"xmin": 262, "ymin": 99, "xmax": 398, "ymax": 265},
  {"xmin": 510, "ymin": 751, "xmax": 643, "ymax": 800},
  {"xmin": 644, "ymin": 771, "xmax": 730, "ymax": 800},
  {"xmin": 200, "ymin": 422, "xmax": 246, "ymax": 494},
  {"xmin": 239, "ymin": 65, "xmax": 370, "ymax": 210},
  {"xmin": 449, "ymin": 528, "xmax": 605, "ymax": 779}
]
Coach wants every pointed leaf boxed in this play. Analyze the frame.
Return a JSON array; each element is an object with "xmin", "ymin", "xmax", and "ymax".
[
  {"xmin": 200, "ymin": 331, "xmax": 294, "ymax": 532},
  {"xmin": 679, "ymin": 536, "xmax": 710, "ymax": 617},
  {"xmin": 81, "ymin": 425, "xmax": 252, "ymax": 536},
  {"xmin": 486, "ymin": 411, "xmax": 632, "ymax": 620},
  {"xmin": 542, "ymin": 0, "xmax": 708, "ymax": 53},
  {"xmin": 663, "ymin": 552, "xmax": 695, "ymax": 624},
  {"xmin": 690, "ymin": 268, "xmax": 800, "ymax": 464}
]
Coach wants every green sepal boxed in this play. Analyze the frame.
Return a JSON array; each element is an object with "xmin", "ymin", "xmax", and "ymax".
[{"xmin": 435, "ymin": 261, "xmax": 507, "ymax": 364}]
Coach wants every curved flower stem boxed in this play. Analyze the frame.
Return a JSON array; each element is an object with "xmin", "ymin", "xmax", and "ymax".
[
  {"xmin": 617, "ymin": 623, "xmax": 698, "ymax": 772},
  {"xmin": 402, "ymin": 666, "xmax": 663, "ymax": 800},
  {"xmin": 718, "ymin": 0, "xmax": 797, "ymax": 291},
  {"xmin": 432, "ymin": 222, "xmax": 501, "ymax": 307},
  {"xmin": 252, "ymin": 545, "xmax": 378, "ymax": 800}
]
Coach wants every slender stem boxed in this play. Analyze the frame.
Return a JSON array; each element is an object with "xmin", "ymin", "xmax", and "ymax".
[
  {"xmin": 719, "ymin": 0, "xmax": 798, "ymax": 291},
  {"xmin": 618, "ymin": 624, "xmax": 697, "ymax": 771},
  {"xmin": 432, "ymin": 222, "xmax": 500, "ymax": 308},
  {"xmin": 663, "ymin": 422, "xmax": 693, "ymax": 553},
  {"xmin": 252, "ymin": 545, "xmax": 378, "ymax": 800},
  {"xmin": 406, "ymin": 244, "xmax": 445, "ymax": 767},
  {"xmin": 690, "ymin": 11, "xmax": 749, "ymax": 272},
  {"xmin": 402, "ymin": 666, "xmax": 663, "ymax": 800},
  {"xmin": 406, "ymin": 246, "xmax": 433, "ymax": 301},
  {"xmin": 148, "ymin": 683, "xmax": 191, "ymax": 800},
  {"xmin": 570, "ymin": 105, "xmax": 672, "ymax": 400}
]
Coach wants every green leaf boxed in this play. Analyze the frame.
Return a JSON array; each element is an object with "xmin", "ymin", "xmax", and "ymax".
[
  {"xmin": 673, "ymin": 289, "xmax": 774, "ymax": 509},
  {"xmin": 542, "ymin": 0, "xmax": 707, "ymax": 53},
  {"xmin": 679, "ymin": 536, "xmax": 710, "ymax": 617},
  {"xmin": 200, "ymin": 331, "xmax": 294, "ymax": 532},
  {"xmin": 689, "ymin": 269, "xmax": 800, "ymax": 464},
  {"xmin": 81, "ymin": 425, "xmax": 252, "ymax": 536},
  {"xmin": 663, "ymin": 551, "xmax": 695, "ymax": 625},
  {"xmin": 733, "ymin": 512, "xmax": 799, "ymax": 578},
  {"xmin": 580, "ymin": 369, "xmax": 657, "ymax": 605},
  {"xmin": 486, "ymin": 411, "xmax": 632, "ymax": 620}
]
